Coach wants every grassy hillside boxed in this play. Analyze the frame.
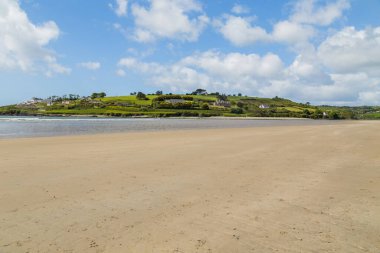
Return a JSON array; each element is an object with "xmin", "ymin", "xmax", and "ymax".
[{"xmin": 1, "ymin": 93, "xmax": 379, "ymax": 119}]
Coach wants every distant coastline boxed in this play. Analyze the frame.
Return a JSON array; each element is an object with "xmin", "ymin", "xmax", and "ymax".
[{"xmin": 1, "ymin": 91, "xmax": 379, "ymax": 119}]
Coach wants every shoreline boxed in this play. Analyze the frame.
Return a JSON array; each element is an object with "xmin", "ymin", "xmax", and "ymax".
[
  {"xmin": 1, "ymin": 114, "xmax": 319, "ymax": 120},
  {"xmin": 0, "ymin": 117, "xmax": 347, "ymax": 140}
]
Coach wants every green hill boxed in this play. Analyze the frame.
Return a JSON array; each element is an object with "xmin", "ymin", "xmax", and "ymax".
[{"xmin": 1, "ymin": 92, "xmax": 379, "ymax": 119}]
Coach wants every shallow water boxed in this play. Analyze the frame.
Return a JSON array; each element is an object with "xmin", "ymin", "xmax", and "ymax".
[{"xmin": 0, "ymin": 116, "xmax": 337, "ymax": 139}]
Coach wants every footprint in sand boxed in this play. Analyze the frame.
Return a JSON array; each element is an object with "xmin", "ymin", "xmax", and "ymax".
[{"xmin": 89, "ymin": 240, "xmax": 98, "ymax": 248}]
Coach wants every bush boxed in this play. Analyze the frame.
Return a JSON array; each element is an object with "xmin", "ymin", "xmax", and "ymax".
[
  {"xmin": 230, "ymin": 107, "xmax": 243, "ymax": 114},
  {"xmin": 201, "ymin": 103, "xmax": 210, "ymax": 110},
  {"xmin": 153, "ymin": 95, "xmax": 193, "ymax": 102},
  {"xmin": 329, "ymin": 111, "xmax": 340, "ymax": 120},
  {"xmin": 136, "ymin": 92, "xmax": 148, "ymax": 100}
]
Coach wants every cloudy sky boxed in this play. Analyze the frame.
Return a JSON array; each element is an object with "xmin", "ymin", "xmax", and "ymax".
[{"xmin": 1, "ymin": 0, "xmax": 380, "ymax": 105}]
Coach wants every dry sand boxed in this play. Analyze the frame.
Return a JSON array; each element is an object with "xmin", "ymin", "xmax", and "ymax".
[{"xmin": 0, "ymin": 121, "xmax": 379, "ymax": 253}]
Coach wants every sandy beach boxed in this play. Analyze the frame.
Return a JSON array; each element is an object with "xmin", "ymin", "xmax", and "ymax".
[{"xmin": 0, "ymin": 121, "xmax": 379, "ymax": 253}]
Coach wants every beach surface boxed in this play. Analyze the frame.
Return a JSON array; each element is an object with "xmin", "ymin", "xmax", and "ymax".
[{"xmin": 0, "ymin": 121, "xmax": 379, "ymax": 252}]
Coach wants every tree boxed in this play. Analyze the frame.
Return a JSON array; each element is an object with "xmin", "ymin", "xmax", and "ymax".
[
  {"xmin": 201, "ymin": 103, "xmax": 209, "ymax": 110},
  {"xmin": 91, "ymin": 92, "xmax": 106, "ymax": 99},
  {"xmin": 69, "ymin": 94, "xmax": 80, "ymax": 100},
  {"xmin": 329, "ymin": 111, "xmax": 340, "ymax": 120},
  {"xmin": 191, "ymin": 88, "xmax": 207, "ymax": 95},
  {"xmin": 312, "ymin": 109, "xmax": 323, "ymax": 119},
  {"xmin": 155, "ymin": 90, "xmax": 163, "ymax": 95},
  {"xmin": 238, "ymin": 93, "xmax": 242, "ymax": 97},
  {"xmin": 136, "ymin": 92, "xmax": 147, "ymax": 100},
  {"xmin": 302, "ymin": 109, "xmax": 311, "ymax": 118}
]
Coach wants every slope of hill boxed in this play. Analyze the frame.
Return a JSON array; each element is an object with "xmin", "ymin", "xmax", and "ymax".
[{"xmin": 0, "ymin": 93, "xmax": 379, "ymax": 119}]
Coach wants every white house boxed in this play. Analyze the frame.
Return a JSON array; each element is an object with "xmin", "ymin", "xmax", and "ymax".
[
  {"xmin": 20, "ymin": 98, "xmax": 43, "ymax": 105},
  {"xmin": 259, "ymin": 104, "xmax": 270, "ymax": 109},
  {"xmin": 165, "ymin": 99, "xmax": 185, "ymax": 104},
  {"xmin": 213, "ymin": 100, "xmax": 231, "ymax": 107}
]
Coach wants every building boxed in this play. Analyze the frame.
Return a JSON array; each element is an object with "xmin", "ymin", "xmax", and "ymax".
[
  {"xmin": 213, "ymin": 100, "xmax": 231, "ymax": 107},
  {"xmin": 165, "ymin": 99, "xmax": 185, "ymax": 104},
  {"xmin": 259, "ymin": 104, "xmax": 270, "ymax": 109},
  {"xmin": 42, "ymin": 99, "xmax": 53, "ymax": 106},
  {"xmin": 19, "ymin": 98, "xmax": 43, "ymax": 105}
]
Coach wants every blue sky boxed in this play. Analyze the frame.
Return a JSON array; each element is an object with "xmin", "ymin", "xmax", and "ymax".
[{"xmin": 1, "ymin": 0, "xmax": 380, "ymax": 105}]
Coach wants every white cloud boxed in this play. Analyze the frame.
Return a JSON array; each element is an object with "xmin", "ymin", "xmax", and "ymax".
[
  {"xmin": 318, "ymin": 26, "xmax": 380, "ymax": 75},
  {"xmin": 180, "ymin": 51, "xmax": 283, "ymax": 79},
  {"xmin": 131, "ymin": 0, "xmax": 209, "ymax": 42},
  {"xmin": 118, "ymin": 57, "xmax": 138, "ymax": 68},
  {"xmin": 117, "ymin": 51, "xmax": 284, "ymax": 93},
  {"xmin": 231, "ymin": 4, "xmax": 249, "ymax": 14},
  {"xmin": 0, "ymin": 0, "xmax": 70, "ymax": 75},
  {"xmin": 272, "ymin": 21, "xmax": 314, "ymax": 44},
  {"xmin": 78, "ymin": 61, "xmax": 101, "ymax": 70},
  {"xmin": 286, "ymin": 54, "xmax": 332, "ymax": 85},
  {"xmin": 216, "ymin": 16, "xmax": 314, "ymax": 46},
  {"xmin": 358, "ymin": 91, "xmax": 380, "ymax": 105},
  {"xmin": 217, "ymin": 0, "xmax": 349, "ymax": 47},
  {"xmin": 116, "ymin": 41, "xmax": 380, "ymax": 105},
  {"xmin": 216, "ymin": 16, "xmax": 270, "ymax": 46},
  {"xmin": 114, "ymin": 0, "xmax": 128, "ymax": 17},
  {"xmin": 45, "ymin": 55, "xmax": 71, "ymax": 76},
  {"xmin": 116, "ymin": 69, "xmax": 126, "ymax": 76},
  {"xmin": 118, "ymin": 57, "xmax": 164, "ymax": 73},
  {"xmin": 114, "ymin": 1, "xmax": 380, "ymax": 105},
  {"xmin": 291, "ymin": 0, "xmax": 350, "ymax": 26}
]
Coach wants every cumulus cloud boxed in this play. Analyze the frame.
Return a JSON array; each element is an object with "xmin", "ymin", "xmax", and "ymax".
[
  {"xmin": 318, "ymin": 26, "xmax": 380, "ymax": 75},
  {"xmin": 358, "ymin": 91, "xmax": 380, "ymax": 105},
  {"xmin": 180, "ymin": 51, "xmax": 284, "ymax": 79},
  {"xmin": 114, "ymin": 0, "xmax": 380, "ymax": 105},
  {"xmin": 78, "ymin": 61, "xmax": 101, "ymax": 70},
  {"xmin": 131, "ymin": 0, "xmax": 209, "ymax": 42},
  {"xmin": 216, "ymin": 16, "xmax": 314, "ymax": 46},
  {"xmin": 286, "ymin": 54, "xmax": 332, "ymax": 85},
  {"xmin": 116, "ymin": 28, "xmax": 380, "ymax": 105},
  {"xmin": 0, "ymin": 0, "xmax": 70, "ymax": 75},
  {"xmin": 231, "ymin": 4, "xmax": 250, "ymax": 14},
  {"xmin": 272, "ymin": 21, "xmax": 314, "ymax": 44},
  {"xmin": 216, "ymin": 16, "xmax": 270, "ymax": 46},
  {"xmin": 114, "ymin": 0, "xmax": 128, "ymax": 16},
  {"xmin": 116, "ymin": 69, "xmax": 126, "ymax": 76},
  {"xmin": 217, "ymin": 0, "xmax": 349, "ymax": 47},
  {"xmin": 117, "ymin": 51, "xmax": 284, "ymax": 93},
  {"xmin": 291, "ymin": 0, "xmax": 350, "ymax": 26}
]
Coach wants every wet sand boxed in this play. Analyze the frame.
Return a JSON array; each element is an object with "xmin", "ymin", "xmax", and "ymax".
[{"xmin": 0, "ymin": 121, "xmax": 379, "ymax": 252}]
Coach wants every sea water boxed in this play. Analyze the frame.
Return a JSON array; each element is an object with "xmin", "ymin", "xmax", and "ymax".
[{"xmin": 0, "ymin": 116, "xmax": 337, "ymax": 139}]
